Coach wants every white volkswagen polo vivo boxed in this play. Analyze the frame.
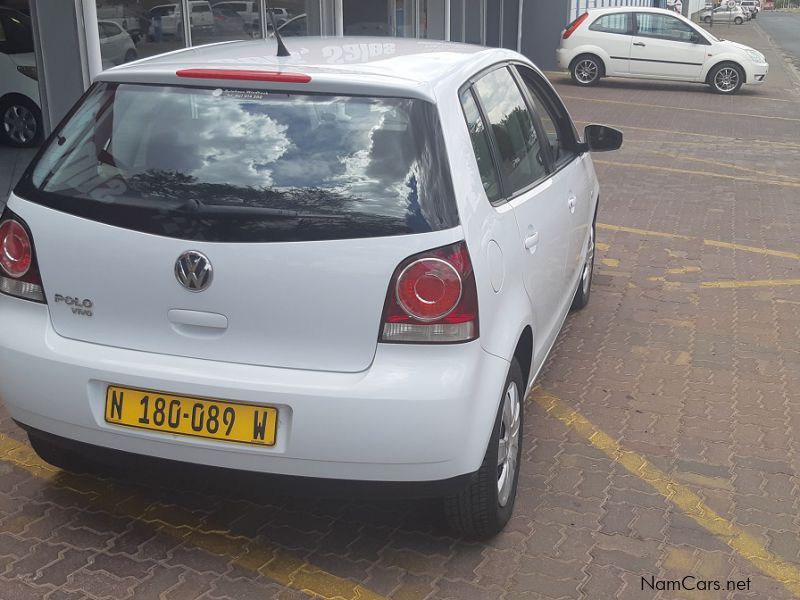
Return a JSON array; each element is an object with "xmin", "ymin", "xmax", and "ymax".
[
  {"xmin": 0, "ymin": 37, "xmax": 621, "ymax": 537},
  {"xmin": 557, "ymin": 7, "xmax": 769, "ymax": 94}
]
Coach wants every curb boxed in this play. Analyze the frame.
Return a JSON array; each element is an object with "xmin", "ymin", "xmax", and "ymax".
[{"xmin": 753, "ymin": 21, "xmax": 800, "ymax": 94}]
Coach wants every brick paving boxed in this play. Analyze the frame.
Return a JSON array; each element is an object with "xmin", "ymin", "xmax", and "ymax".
[{"xmin": 1, "ymin": 19, "xmax": 799, "ymax": 600}]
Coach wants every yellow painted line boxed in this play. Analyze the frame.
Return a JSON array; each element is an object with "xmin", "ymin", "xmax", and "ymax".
[
  {"xmin": 703, "ymin": 239, "xmax": 800, "ymax": 261},
  {"xmin": 531, "ymin": 389, "xmax": 800, "ymax": 597},
  {"xmin": 573, "ymin": 120, "xmax": 800, "ymax": 150},
  {"xmin": 0, "ymin": 433, "xmax": 386, "ymax": 600},
  {"xmin": 701, "ymin": 278, "xmax": 800, "ymax": 289},
  {"xmin": 667, "ymin": 266, "xmax": 701, "ymax": 274},
  {"xmin": 597, "ymin": 223, "xmax": 691, "ymax": 240},
  {"xmin": 562, "ymin": 94, "xmax": 800, "ymax": 124},
  {"xmin": 593, "ymin": 159, "xmax": 800, "ymax": 189}
]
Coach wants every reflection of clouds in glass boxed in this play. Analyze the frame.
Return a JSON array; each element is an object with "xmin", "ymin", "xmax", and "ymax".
[{"xmin": 190, "ymin": 100, "xmax": 289, "ymax": 188}]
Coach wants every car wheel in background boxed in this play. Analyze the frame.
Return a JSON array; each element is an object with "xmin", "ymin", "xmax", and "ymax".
[
  {"xmin": 570, "ymin": 54, "xmax": 602, "ymax": 86},
  {"xmin": 734, "ymin": 16, "xmax": 743, "ymax": 24},
  {"xmin": 571, "ymin": 220, "xmax": 595, "ymax": 311},
  {"xmin": 124, "ymin": 49, "xmax": 138, "ymax": 63},
  {"xmin": 0, "ymin": 95, "xmax": 43, "ymax": 148},
  {"xmin": 703, "ymin": 15, "xmax": 711, "ymax": 23},
  {"xmin": 709, "ymin": 63, "xmax": 744, "ymax": 94},
  {"xmin": 444, "ymin": 359, "xmax": 524, "ymax": 538}
]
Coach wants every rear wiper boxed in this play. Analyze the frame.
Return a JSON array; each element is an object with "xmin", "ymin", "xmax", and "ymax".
[{"xmin": 175, "ymin": 199, "xmax": 345, "ymax": 219}]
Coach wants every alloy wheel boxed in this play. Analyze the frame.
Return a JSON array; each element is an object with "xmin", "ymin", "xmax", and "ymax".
[
  {"xmin": 497, "ymin": 380, "xmax": 521, "ymax": 507},
  {"xmin": 575, "ymin": 59, "xmax": 598, "ymax": 84},
  {"xmin": 582, "ymin": 226, "xmax": 595, "ymax": 297},
  {"xmin": 714, "ymin": 67, "xmax": 739, "ymax": 92}
]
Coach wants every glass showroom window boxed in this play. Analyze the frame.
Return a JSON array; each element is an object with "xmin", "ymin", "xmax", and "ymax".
[{"xmin": 94, "ymin": 0, "xmax": 320, "ymax": 69}]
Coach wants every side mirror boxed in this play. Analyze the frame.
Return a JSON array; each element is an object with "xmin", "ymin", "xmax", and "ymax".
[{"xmin": 581, "ymin": 124, "xmax": 623, "ymax": 153}]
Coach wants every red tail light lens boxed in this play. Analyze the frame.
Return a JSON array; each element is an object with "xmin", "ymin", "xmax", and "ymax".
[
  {"xmin": 380, "ymin": 241, "xmax": 478, "ymax": 344},
  {"xmin": 0, "ymin": 211, "xmax": 45, "ymax": 303},
  {"xmin": 563, "ymin": 12, "xmax": 589, "ymax": 39},
  {"xmin": 0, "ymin": 219, "xmax": 32, "ymax": 277}
]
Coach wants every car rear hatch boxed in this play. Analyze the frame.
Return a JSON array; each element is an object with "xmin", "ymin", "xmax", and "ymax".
[{"xmin": 12, "ymin": 79, "xmax": 458, "ymax": 372}]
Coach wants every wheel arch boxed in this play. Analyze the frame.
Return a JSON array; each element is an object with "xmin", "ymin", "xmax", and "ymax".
[
  {"xmin": 513, "ymin": 326, "xmax": 534, "ymax": 389},
  {"xmin": 0, "ymin": 92, "xmax": 41, "ymax": 110},
  {"xmin": 569, "ymin": 50, "xmax": 609, "ymax": 77},
  {"xmin": 704, "ymin": 59, "xmax": 747, "ymax": 84}
]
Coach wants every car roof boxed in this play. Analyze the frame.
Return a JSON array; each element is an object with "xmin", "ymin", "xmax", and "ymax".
[
  {"xmin": 586, "ymin": 6, "xmax": 688, "ymax": 14},
  {"xmin": 96, "ymin": 36, "xmax": 520, "ymax": 102}
]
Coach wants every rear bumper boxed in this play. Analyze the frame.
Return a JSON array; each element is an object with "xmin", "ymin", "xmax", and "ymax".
[
  {"xmin": 556, "ymin": 48, "xmax": 573, "ymax": 71},
  {"xmin": 0, "ymin": 296, "xmax": 511, "ymax": 483}
]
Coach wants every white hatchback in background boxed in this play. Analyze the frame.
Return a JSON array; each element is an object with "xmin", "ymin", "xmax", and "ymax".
[
  {"xmin": 148, "ymin": 1, "xmax": 215, "ymax": 39},
  {"xmin": 0, "ymin": 37, "xmax": 621, "ymax": 537},
  {"xmin": 98, "ymin": 20, "xmax": 138, "ymax": 68},
  {"xmin": 557, "ymin": 7, "xmax": 768, "ymax": 94},
  {"xmin": 0, "ymin": 7, "xmax": 42, "ymax": 147}
]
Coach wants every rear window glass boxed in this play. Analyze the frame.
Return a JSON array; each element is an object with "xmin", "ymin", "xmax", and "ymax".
[{"xmin": 19, "ymin": 83, "xmax": 458, "ymax": 243}]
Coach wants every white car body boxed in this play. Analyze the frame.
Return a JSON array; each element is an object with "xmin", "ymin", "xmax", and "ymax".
[
  {"xmin": 97, "ymin": 20, "xmax": 137, "ymax": 68},
  {"xmin": 0, "ymin": 37, "xmax": 616, "ymax": 534},
  {"xmin": 557, "ymin": 7, "xmax": 768, "ymax": 93}
]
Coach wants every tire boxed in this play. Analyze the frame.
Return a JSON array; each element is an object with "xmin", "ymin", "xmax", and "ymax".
[
  {"xmin": 703, "ymin": 15, "xmax": 711, "ymax": 22},
  {"xmin": 0, "ymin": 95, "xmax": 43, "ymax": 148},
  {"xmin": 444, "ymin": 359, "xmax": 524, "ymax": 539},
  {"xmin": 28, "ymin": 434, "xmax": 100, "ymax": 474},
  {"xmin": 570, "ymin": 54, "xmax": 602, "ymax": 87},
  {"xmin": 734, "ymin": 16, "xmax": 743, "ymax": 24},
  {"xmin": 124, "ymin": 49, "xmax": 138, "ymax": 63},
  {"xmin": 709, "ymin": 63, "xmax": 744, "ymax": 94},
  {"xmin": 571, "ymin": 220, "xmax": 595, "ymax": 311}
]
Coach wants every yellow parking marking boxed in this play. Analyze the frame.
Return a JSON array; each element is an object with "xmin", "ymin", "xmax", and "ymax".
[
  {"xmin": 0, "ymin": 433, "xmax": 386, "ymax": 600},
  {"xmin": 668, "ymin": 266, "xmax": 702, "ymax": 275},
  {"xmin": 595, "ymin": 242, "xmax": 610, "ymax": 251},
  {"xmin": 562, "ymin": 95, "xmax": 800, "ymax": 124},
  {"xmin": 601, "ymin": 258, "xmax": 619, "ymax": 267},
  {"xmin": 597, "ymin": 223, "xmax": 690, "ymax": 240},
  {"xmin": 701, "ymin": 278, "xmax": 800, "ymax": 289},
  {"xmin": 573, "ymin": 120, "xmax": 800, "ymax": 150},
  {"xmin": 531, "ymin": 389, "xmax": 800, "ymax": 597},
  {"xmin": 593, "ymin": 159, "xmax": 800, "ymax": 189},
  {"xmin": 703, "ymin": 239, "xmax": 800, "ymax": 261}
]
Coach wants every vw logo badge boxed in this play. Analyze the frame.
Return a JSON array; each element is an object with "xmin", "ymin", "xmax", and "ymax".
[{"xmin": 175, "ymin": 251, "xmax": 213, "ymax": 292}]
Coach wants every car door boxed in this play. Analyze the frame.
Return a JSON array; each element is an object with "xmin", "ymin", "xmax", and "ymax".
[
  {"xmin": 471, "ymin": 65, "xmax": 570, "ymax": 361},
  {"xmin": 585, "ymin": 11, "xmax": 634, "ymax": 75},
  {"xmin": 630, "ymin": 12, "xmax": 707, "ymax": 80},
  {"xmin": 513, "ymin": 64, "xmax": 594, "ymax": 295}
]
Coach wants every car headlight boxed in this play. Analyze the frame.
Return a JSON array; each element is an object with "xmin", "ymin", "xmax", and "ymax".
[
  {"xmin": 16, "ymin": 65, "xmax": 38, "ymax": 80},
  {"xmin": 745, "ymin": 49, "xmax": 764, "ymax": 63}
]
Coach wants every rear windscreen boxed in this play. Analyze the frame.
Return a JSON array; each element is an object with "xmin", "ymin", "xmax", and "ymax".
[{"xmin": 18, "ymin": 83, "xmax": 458, "ymax": 242}]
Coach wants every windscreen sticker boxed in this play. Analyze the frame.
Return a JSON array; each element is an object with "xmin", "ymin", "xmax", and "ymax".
[{"xmin": 212, "ymin": 88, "xmax": 269, "ymax": 101}]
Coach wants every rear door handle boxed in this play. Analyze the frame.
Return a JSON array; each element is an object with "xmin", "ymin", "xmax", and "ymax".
[
  {"xmin": 524, "ymin": 230, "xmax": 540, "ymax": 252},
  {"xmin": 633, "ymin": 41, "xmax": 646, "ymax": 47},
  {"xmin": 568, "ymin": 195, "xmax": 577, "ymax": 214}
]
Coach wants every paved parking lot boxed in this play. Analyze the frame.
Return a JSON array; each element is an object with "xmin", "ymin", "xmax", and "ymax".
[{"xmin": 1, "ymin": 19, "xmax": 800, "ymax": 600}]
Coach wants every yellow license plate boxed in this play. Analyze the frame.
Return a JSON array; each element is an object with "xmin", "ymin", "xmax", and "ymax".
[{"xmin": 105, "ymin": 386, "xmax": 277, "ymax": 446}]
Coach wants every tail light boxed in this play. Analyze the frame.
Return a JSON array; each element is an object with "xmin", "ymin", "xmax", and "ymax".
[
  {"xmin": 563, "ymin": 12, "xmax": 589, "ymax": 39},
  {"xmin": 380, "ymin": 241, "xmax": 478, "ymax": 344},
  {"xmin": 0, "ymin": 210, "xmax": 45, "ymax": 303}
]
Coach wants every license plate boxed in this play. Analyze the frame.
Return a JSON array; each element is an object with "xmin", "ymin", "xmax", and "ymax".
[{"xmin": 105, "ymin": 386, "xmax": 277, "ymax": 446}]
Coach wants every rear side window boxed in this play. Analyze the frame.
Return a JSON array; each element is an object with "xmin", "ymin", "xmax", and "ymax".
[
  {"xmin": 19, "ymin": 83, "xmax": 458, "ymax": 243},
  {"xmin": 473, "ymin": 67, "xmax": 547, "ymax": 196},
  {"xmin": 589, "ymin": 13, "xmax": 631, "ymax": 35},
  {"xmin": 459, "ymin": 89, "xmax": 501, "ymax": 203}
]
